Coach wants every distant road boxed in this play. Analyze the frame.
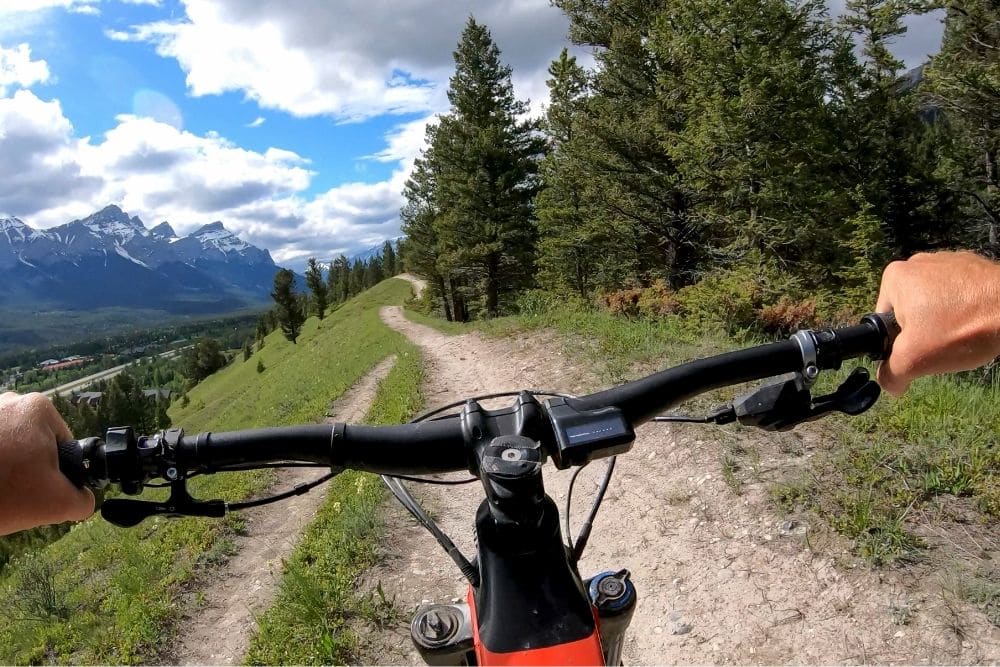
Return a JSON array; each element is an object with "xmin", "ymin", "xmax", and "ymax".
[{"xmin": 42, "ymin": 347, "xmax": 188, "ymax": 398}]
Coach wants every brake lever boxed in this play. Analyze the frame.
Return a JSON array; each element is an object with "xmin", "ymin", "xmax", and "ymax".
[
  {"xmin": 101, "ymin": 479, "xmax": 226, "ymax": 527},
  {"xmin": 733, "ymin": 367, "xmax": 880, "ymax": 432}
]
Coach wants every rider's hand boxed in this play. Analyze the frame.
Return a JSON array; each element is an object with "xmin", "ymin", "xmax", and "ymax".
[
  {"xmin": 0, "ymin": 392, "xmax": 95, "ymax": 535},
  {"xmin": 875, "ymin": 251, "xmax": 1000, "ymax": 396}
]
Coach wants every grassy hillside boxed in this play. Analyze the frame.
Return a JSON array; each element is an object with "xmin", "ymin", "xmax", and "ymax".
[
  {"xmin": 0, "ymin": 278, "xmax": 417, "ymax": 664},
  {"xmin": 244, "ymin": 347, "xmax": 424, "ymax": 664}
]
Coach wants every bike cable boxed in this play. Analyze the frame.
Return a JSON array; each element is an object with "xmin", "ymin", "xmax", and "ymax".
[{"xmin": 571, "ymin": 456, "xmax": 617, "ymax": 564}]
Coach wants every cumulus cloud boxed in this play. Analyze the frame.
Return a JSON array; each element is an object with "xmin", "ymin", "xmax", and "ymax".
[
  {"xmin": 0, "ymin": 90, "xmax": 101, "ymax": 216},
  {"xmin": 112, "ymin": 0, "xmax": 574, "ymax": 121},
  {"xmin": 0, "ymin": 0, "xmax": 98, "ymax": 15},
  {"xmin": 365, "ymin": 115, "xmax": 436, "ymax": 166},
  {"xmin": 0, "ymin": 43, "xmax": 50, "ymax": 96},
  {"xmin": 0, "ymin": 86, "xmax": 403, "ymax": 264}
]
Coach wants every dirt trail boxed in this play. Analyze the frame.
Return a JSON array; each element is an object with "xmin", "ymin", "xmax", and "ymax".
[
  {"xmin": 172, "ymin": 356, "xmax": 396, "ymax": 666},
  {"xmin": 362, "ymin": 295, "xmax": 999, "ymax": 664}
]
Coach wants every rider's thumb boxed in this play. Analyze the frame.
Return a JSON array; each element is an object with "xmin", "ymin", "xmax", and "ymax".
[{"xmin": 876, "ymin": 330, "xmax": 916, "ymax": 397}]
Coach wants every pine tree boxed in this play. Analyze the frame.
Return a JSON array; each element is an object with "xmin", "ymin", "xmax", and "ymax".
[
  {"xmin": 270, "ymin": 268, "xmax": 305, "ymax": 343},
  {"xmin": 327, "ymin": 255, "xmax": 350, "ymax": 304},
  {"xmin": 365, "ymin": 256, "xmax": 385, "ymax": 287},
  {"xmin": 401, "ymin": 127, "xmax": 454, "ymax": 319},
  {"xmin": 382, "ymin": 240, "xmax": 397, "ymax": 276},
  {"xmin": 535, "ymin": 49, "xmax": 605, "ymax": 298},
  {"xmin": 553, "ymin": 0, "xmax": 699, "ymax": 289},
  {"xmin": 304, "ymin": 258, "xmax": 329, "ymax": 320},
  {"xmin": 651, "ymin": 0, "xmax": 845, "ymax": 277},
  {"xmin": 242, "ymin": 339, "xmax": 252, "ymax": 362},
  {"xmin": 430, "ymin": 17, "xmax": 546, "ymax": 317},
  {"xmin": 925, "ymin": 0, "xmax": 1000, "ymax": 250},
  {"xmin": 349, "ymin": 259, "xmax": 366, "ymax": 296},
  {"xmin": 837, "ymin": 0, "xmax": 959, "ymax": 257}
]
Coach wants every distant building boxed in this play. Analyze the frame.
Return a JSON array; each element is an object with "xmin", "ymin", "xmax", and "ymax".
[
  {"xmin": 143, "ymin": 388, "xmax": 173, "ymax": 402},
  {"xmin": 41, "ymin": 358, "xmax": 90, "ymax": 372},
  {"xmin": 39, "ymin": 359, "xmax": 60, "ymax": 368},
  {"xmin": 73, "ymin": 392, "xmax": 104, "ymax": 407}
]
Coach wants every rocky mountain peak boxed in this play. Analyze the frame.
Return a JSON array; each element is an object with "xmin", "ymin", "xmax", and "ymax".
[{"xmin": 150, "ymin": 221, "xmax": 177, "ymax": 239}]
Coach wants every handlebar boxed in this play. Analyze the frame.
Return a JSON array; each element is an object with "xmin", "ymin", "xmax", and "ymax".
[{"xmin": 58, "ymin": 313, "xmax": 898, "ymax": 496}]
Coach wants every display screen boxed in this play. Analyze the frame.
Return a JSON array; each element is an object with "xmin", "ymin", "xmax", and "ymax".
[{"xmin": 564, "ymin": 416, "xmax": 630, "ymax": 445}]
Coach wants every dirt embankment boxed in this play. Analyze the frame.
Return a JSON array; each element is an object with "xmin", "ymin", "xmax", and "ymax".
[{"xmin": 360, "ymin": 289, "xmax": 998, "ymax": 664}]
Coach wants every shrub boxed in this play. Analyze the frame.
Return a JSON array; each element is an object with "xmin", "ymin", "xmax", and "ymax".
[
  {"xmin": 256, "ymin": 359, "xmax": 266, "ymax": 374},
  {"xmin": 7, "ymin": 553, "xmax": 70, "ymax": 621},
  {"xmin": 598, "ymin": 284, "xmax": 644, "ymax": 318},
  {"xmin": 598, "ymin": 280, "xmax": 679, "ymax": 319},
  {"xmin": 674, "ymin": 269, "xmax": 765, "ymax": 332},
  {"xmin": 636, "ymin": 279, "xmax": 681, "ymax": 317},
  {"xmin": 757, "ymin": 297, "xmax": 821, "ymax": 336}
]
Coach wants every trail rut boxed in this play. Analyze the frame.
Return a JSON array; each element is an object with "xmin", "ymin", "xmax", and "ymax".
[
  {"xmin": 360, "ymin": 298, "xmax": 999, "ymax": 665},
  {"xmin": 170, "ymin": 356, "xmax": 396, "ymax": 666}
]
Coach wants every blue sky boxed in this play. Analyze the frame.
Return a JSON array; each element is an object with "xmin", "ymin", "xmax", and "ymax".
[{"xmin": 0, "ymin": 0, "xmax": 944, "ymax": 269}]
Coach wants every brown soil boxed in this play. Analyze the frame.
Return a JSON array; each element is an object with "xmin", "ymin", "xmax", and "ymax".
[
  {"xmin": 359, "ymin": 284, "xmax": 999, "ymax": 665},
  {"xmin": 170, "ymin": 356, "xmax": 396, "ymax": 666}
]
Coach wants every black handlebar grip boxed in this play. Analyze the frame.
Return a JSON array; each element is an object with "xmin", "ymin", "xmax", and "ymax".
[
  {"xmin": 862, "ymin": 312, "xmax": 900, "ymax": 361},
  {"xmin": 57, "ymin": 440, "xmax": 88, "ymax": 488}
]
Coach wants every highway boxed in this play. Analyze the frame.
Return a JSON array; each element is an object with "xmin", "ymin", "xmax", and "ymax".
[{"xmin": 42, "ymin": 347, "xmax": 187, "ymax": 398}]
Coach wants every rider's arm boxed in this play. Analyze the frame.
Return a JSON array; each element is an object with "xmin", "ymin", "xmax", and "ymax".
[
  {"xmin": 875, "ymin": 250, "xmax": 1000, "ymax": 396},
  {"xmin": 0, "ymin": 392, "xmax": 95, "ymax": 535}
]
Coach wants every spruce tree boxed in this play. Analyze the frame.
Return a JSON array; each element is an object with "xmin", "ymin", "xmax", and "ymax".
[
  {"xmin": 553, "ymin": 0, "xmax": 699, "ymax": 289},
  {"xmin": 838, "ymin": 0, "xmax": 959, "ymax": 256},
  {"xmin": 535, "ymin": 49, "xmax": 604, "ymax": 298},
  {"xmin": 270, "ymin": 268, "xmax": 305, "ymax": 343},
  {"xmin": 382, "ymin": 240, "xmax": 397, "ymax": 276},
  {"xmin": 401, "ymin": 127, "xmax": 454, "ymax": 319},
  {"xmin": 432, "ymin": 17, "xmax": 546, "ymax": 317},
  {"xmin": 304, "ymin": 258, "xmax": 329, "ymax": 319},
  {"xmin": 651, "ymin": 0, "xmax": 844, "ymax": 276},
  {"xmin": 925, "ymin": 0, "xmax": 1000, "ymax": 249}
]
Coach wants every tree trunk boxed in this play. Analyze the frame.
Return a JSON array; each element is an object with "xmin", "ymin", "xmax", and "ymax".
[
  {"xmin": 449, "ymin": 276, "xmax": 469, "ymax": 322},
  {"xmin": 485, "ymin": 254, "xmax": 500, "ymax": 318},
  {"xmin": 436, "ymin": 275, "xmax": 453, "ymax": 321},
  {"xmin": 986, "ymin": 149, "xmax": 998, "ymax": 246}
]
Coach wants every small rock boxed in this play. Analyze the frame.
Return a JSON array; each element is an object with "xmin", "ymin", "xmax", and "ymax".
[
  {"xmin": 778, "ymin": 519, "xmax": 807, "ymax": 537},
  {"xmin": 893, "ymin": 630, "xmax": 905, "ymax": 639},
  {"xmin": 962, "ymin": 641, "xmax": 973, "ymax": 649},
  {"xmin": 717, "ymin": 569, "xmax": 734, "ymax": 581},
  {"xmin": 671, "ymin": 621, "xmax": 693, "ymax": 635},
  {"xmin": 653, "ymin": 626, "xmax": 664, "ymax": 635},
  {"xmin": 672, "ymin": 577, "xmax": 683, "ymax": 586},
  {"xmin": 650, "ymin": 562, "xmax": 658, "ymax": 571},
  {"xmin": 647, "ymin": 451, "xmax": 657, "ymax": 460},
  {"xmin": 763, "ymin": 534, "xmax": 773, "ymax": 542}
]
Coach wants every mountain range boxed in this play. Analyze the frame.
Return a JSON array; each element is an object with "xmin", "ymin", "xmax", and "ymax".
[{"xmin": 1, "ymin": 205, "xmax": 279, "ymax": 314}]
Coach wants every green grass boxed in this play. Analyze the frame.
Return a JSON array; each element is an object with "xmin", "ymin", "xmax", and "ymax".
[
  {"xmin": 0, "ymin": 277, "xmax": 418, "ymax": 664},
  {"xmin": 244, "ymin": 343, "xmax": 424, "ymax": 665},
  {"xmin": 407, "ymin": 295, "xmax": 1000, "ymax": 567}
]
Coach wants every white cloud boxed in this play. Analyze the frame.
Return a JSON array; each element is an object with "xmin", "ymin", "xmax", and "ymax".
[
  {"xmin": 114, "ymin": 0, "xmax": 575, "ymax": 122},
  {"xmin": 68, "ymin": 3, "xmax": 100, "ymax": 14},
  {"xmin": 0, "ymin": 86, "xmax": 407, "ymax": 265},
  {"xmin": 0, "ymin": 43, "xmax": 50, "ymax": 96},
  {"xmin": 366, "ymin": 115, "xmax": 436, "ymax": 166},
  {"xmin": 120, "ymin": 0, "xmax": 162, "ymax": 6},
  {"xmin": 0, "ymin": 90, "xmax": 101, "ymax": 216},
  {"xmin": 0, "ymin": 0, "xmax": 98, "ymax": 14},
  {"xmin": 247, "ymin": 116, "xmax": 265, "ymax": 128}
]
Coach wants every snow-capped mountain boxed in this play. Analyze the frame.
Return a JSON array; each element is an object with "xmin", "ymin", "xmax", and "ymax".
[{"xmin": 0, "ymin": 205, "xmax": 280, "ymax": 313}]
